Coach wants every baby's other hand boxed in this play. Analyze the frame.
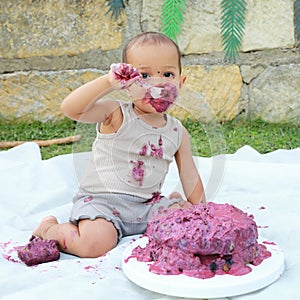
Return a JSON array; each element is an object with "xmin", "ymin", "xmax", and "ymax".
[{"xmin": 109, "ymin": 63, "xmax": 141, "ymax": 90}]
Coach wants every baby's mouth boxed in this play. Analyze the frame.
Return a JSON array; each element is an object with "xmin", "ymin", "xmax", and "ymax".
[
  {"xmin": 148, "ymin": 98, "xmax": 173, "ymax": 113},
  {"xmin": 142, "ymin": 82, "xmax": 178, "ymax": 112}
]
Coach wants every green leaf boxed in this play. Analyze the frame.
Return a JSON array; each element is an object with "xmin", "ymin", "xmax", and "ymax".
[
  {"xmin": 221, "ymin": 0, "xmax": 247, "ymax": 63},
  {"xmin": 161, "ymin": 0, "xmax": 186, "ymax": 42},
  {"xmin": 105, "ymin": 0, "xmax": 127, "ymax": 20}
]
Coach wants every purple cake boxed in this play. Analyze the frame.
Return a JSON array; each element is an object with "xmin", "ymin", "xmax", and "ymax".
[
  {"xmin": 128, "ymin": 202, "xmax": 272, "ymax": 278},
  {"xmin": 17, "ymin": 236, "xmax": 60, "ymax": 266}
]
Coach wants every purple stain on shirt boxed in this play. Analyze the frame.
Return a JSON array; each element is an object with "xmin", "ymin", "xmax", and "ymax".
[
  {"xmin": 150, "ymin": 137, "xmax": 163, "ymax": 158},
  {"xmin": 131, "ymin": 160, "xmax": 145, "ymax": 186},
  {"xmin": 150, "ymin": 144, "xmax": 163, "ymax": 158},
  {"xmin": 138, "ymin": 137, "xmax": 163, "ymax": 159},
  {"xmin": 139, "ymin": 144, "xmax": 148, "ymax": 156},
  {"xmin": 158, "ymin": 136, "xmax": 162, "ymax": 146}
]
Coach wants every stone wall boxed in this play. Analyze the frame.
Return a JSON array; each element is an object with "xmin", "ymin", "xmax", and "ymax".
[{"xmin": 1, "ymin": 0, "xmax": 300, "ymax": 123}]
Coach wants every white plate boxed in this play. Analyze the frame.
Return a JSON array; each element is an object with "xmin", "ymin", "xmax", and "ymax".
[{"xmin": 122, "ymin": 236, "xmax": 284, "ymax": 298}]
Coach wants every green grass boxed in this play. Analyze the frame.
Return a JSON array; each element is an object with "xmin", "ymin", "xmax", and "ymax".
[
  {"xmin": 182, "ymin": 118, "xmax": 300, "ymax": 157},
  {"xmin": 0, "ymin": 118, "xmax": 299, "ymax": 159}
]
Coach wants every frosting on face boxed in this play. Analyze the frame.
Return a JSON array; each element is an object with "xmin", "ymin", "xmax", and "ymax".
[
  {"xmin": 110, "ymin": 63, "xmax": 179, "ymax": 112},
  {"xmin": 142, "ymin": 82, "xmax": 178, "ymax": 112},
  {"xmin": 126, "ymin": 202, "xmax": 271, "ymax": 278}
]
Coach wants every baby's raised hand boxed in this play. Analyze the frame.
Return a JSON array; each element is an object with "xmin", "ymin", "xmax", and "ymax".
[{"xmin": 109, "ymin": 63, "xmax": 141, "ymax": 90}]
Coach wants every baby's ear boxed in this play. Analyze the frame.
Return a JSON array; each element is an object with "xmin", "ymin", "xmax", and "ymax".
[{"xmin": 179, "ymin": 75, "xmax": 187, "ymax": 88}]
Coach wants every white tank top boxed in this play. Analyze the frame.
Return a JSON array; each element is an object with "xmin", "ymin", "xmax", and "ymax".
[{"xmin": 79, "ymin": 101, "xmax": 183, "ymax": 199}]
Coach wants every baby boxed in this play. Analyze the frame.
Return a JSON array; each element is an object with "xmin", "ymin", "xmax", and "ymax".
[{"xmin": 33, "ymin": 31, "xmax": 205, "ymax": 258}]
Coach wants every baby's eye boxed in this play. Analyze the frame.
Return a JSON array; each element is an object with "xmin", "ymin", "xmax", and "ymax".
[
  {"xmin": 163, "ymin": 72, "xmax": 175, "ymax": 78},
  {"xmin": 141, "ymin": 73, "xmax": 150, "ymax": 79}
]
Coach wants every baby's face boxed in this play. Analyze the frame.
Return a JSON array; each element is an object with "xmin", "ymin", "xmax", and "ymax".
[
  {"xmin": 126, "ymin": 43, "xmax": 185, "ymax": 113},
  {"xmin": 126, "ymin": 42, "xmax": 182, "ymax": 82}
]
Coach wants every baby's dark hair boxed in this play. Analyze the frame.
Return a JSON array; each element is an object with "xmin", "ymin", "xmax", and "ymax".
[{"xmin": 122, "ymin": 31, "xmax": 182, "ymax": 73}]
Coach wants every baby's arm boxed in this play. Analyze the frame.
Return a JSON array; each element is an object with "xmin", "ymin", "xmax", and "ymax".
[
  {"xmin": 61, "ymin": 63, "xmax": 140, "ymax": 123},
  {"xmin": 175, "ymin": 127, "xmax": 206, "ymax": 204},
  {"xmin": 61, "ymin": 74, "xmax": 119, "ymax": 123}
]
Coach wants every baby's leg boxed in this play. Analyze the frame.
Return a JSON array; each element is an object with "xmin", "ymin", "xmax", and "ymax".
[{"xmin": 33, "ymin": 216, "xmax": 118, "ymax": 258}]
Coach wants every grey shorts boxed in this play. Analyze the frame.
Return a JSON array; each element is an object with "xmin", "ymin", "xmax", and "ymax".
[{"xmin": 69, "ymin": 193, "xmax": 182, "ymax": 241}]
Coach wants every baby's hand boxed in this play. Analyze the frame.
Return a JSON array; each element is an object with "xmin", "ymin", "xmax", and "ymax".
[{"xmin": 109, "ymin": 63, "xmax": 141, "ymax": 90}]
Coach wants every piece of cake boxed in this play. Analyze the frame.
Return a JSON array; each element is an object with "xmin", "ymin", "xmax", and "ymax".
[
  {"xmin": 128, "ymin": 202, "xmax": 271, "ymax": 278},
  {"xmin": 17, "ymin": 236, "xmax": 60, "ymax": 266}
]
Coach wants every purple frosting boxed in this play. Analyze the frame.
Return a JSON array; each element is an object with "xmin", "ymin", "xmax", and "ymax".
[
  {"xmin": 128, "ymin": 202, "xmax": 271, "ymax": 278},
  {"xmin": 17, "ymin": 236, "xmax": 60, "ymax": 266}
]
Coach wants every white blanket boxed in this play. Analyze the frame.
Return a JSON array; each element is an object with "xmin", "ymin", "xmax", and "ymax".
[{"xmin": 0, "ymin": 142, "xmax": 299, "ymax": 300}]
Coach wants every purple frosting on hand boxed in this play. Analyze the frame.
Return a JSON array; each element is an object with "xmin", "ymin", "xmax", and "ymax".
[{"xmin": 110, "ymin": 63, "xmax": 141, "ymax": 88}]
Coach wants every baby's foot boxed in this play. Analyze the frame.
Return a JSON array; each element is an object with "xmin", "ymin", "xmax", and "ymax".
[{"xmin": 33, "ymin": 216, "xmax": 58, "ymax": 239}]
